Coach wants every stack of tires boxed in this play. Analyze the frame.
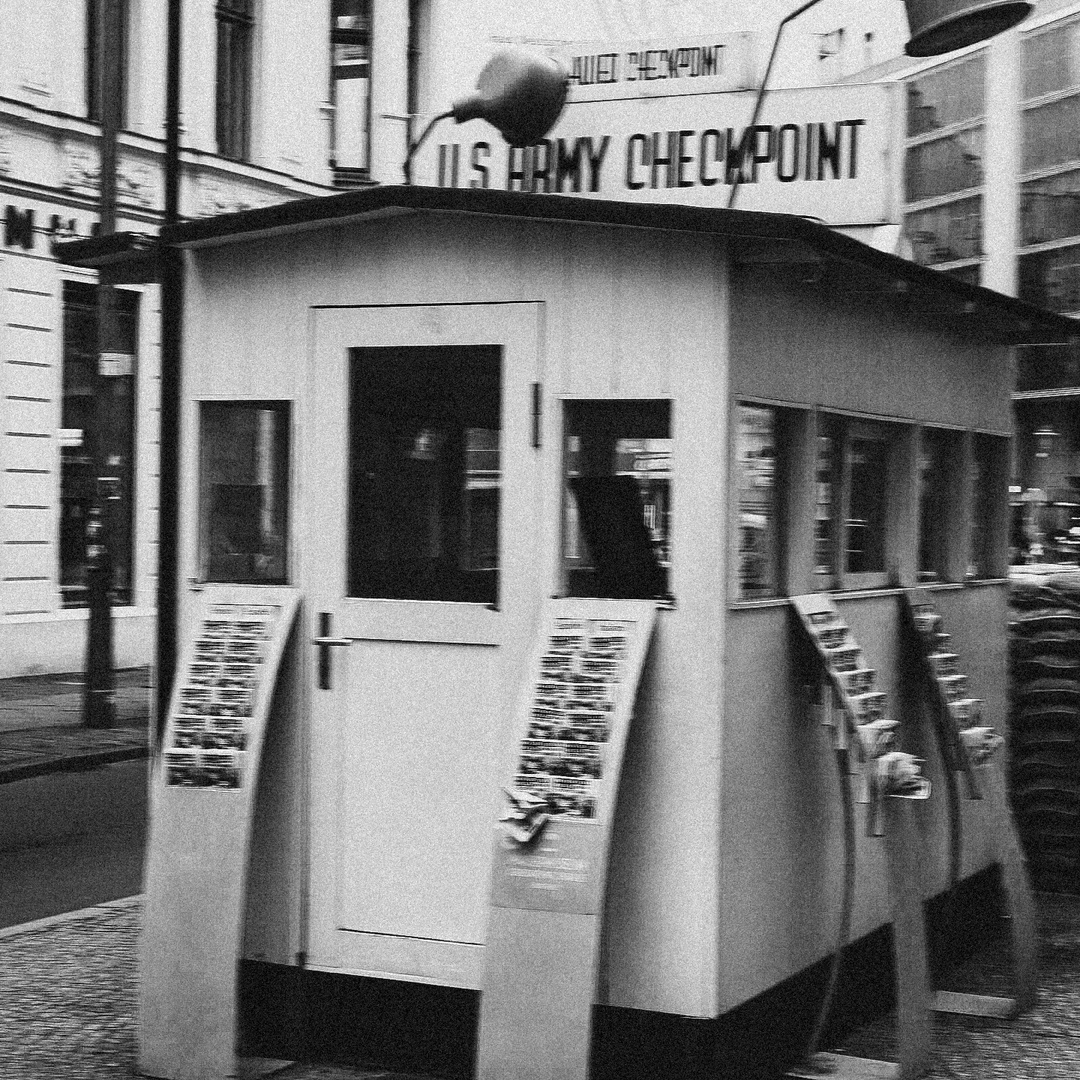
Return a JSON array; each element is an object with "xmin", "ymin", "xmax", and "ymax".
[{"xmin": 1009, "ymin": 572, "xmax": 1080, "ymax": 893}]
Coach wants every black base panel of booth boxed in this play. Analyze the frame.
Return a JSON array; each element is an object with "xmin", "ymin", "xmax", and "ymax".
[{"xmin": 238, "ymin": 868, "xmax": 1004, "ymax": 1080}]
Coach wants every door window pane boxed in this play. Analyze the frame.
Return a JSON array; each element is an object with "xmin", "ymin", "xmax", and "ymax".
[
  {"xmin": 347, "ymin": 345, "xmax": 501, "ymax": 604},
  {"xmin": 198, "ymin": 402, "xmax": 290, "ymax": 584}
]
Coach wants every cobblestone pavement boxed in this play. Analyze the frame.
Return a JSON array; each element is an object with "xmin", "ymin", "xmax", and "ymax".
[{"xmin": 0, "ymin": 892, "xmax": 1079, "ymax": 1079}]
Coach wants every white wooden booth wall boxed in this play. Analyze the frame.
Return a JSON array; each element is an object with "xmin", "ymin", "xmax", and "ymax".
[
  {"xmin": 176, "ymin": 203, "xmax": 1014, "ymax": 1023},
  {"xmin": 180, "ymin": 210, "xmax": 728, "ymax": 1019}
]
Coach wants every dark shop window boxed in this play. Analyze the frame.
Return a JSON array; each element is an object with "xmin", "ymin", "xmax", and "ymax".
[
  {"xmin": 216, "ymin": 0, "xmax": 255, "ymax": 160},
  {"xmin": 198, "ymin": 402, "xmax": 290, "ymax": 584},
  {"xmin": 60, "ymin": 282, "xmax": 138, "ymax": 608},
  {"xmin": 347, "ymin": 345, "xmax": 501, "ymax": 605},
  {"xmin": 563, "ymin": 400, "xmax": 670, "ymax": 601}
]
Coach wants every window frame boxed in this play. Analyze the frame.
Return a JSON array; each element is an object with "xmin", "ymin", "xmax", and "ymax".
[
  {"xmin": 196, "ymin": 399, "xmax": 292, "ymax": 587},
  {"xmin": 215, "ymin": 0, "xmax": 256, "ymax": 161}
]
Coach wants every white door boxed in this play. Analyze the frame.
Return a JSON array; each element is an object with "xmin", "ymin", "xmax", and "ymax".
[{"xmin": 305, "ymin": 303, "xmax": 543, "ymax": 988}]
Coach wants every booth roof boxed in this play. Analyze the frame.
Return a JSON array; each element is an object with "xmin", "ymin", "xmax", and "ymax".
[{"xmin": 62, "ymin": 184, "xmax": 1078, "ymax": 345}]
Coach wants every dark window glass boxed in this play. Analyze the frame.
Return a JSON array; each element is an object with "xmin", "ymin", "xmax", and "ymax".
[
  {"xmin": 60, "ymin": 282, "xmax": 138, "ymax": 608},
  {"xmin": 1022, "ymin": 97, "xmax": 1080, "ymax": 173},
  {"xmin": 904, "ymin": 196, "xmax": 983, "ymax": 265},
  {"xmin": 1023, "ymin": 19, "xmax": 1080, "ymax": 100},
  {"xmin": 564, "ymin": 401, "xmax": 671, "ymax": 601},
  {"xmin": 198, "ymin": 402, "xmax": 290, "ymax": 584},
  {"xmin": 969, "ymin": 435, "xmax": 1007, "ymax": 579},
  {"xmin": 1019, "ymin": 242, "xmax": 1080, "ymax": 314},
  {"xmin": 216, "ymin": 0, "xmax": 255, "ymax": 160},
  {"xmin": 331, "ymin": 0, "xmax": 371, "ymax": 175},
  {"xmin": 918, "ymin": 428, "xmax": 956, "ymax": 582},
  {"xmin": 846, "ymin": 431, "xmax": 890, "ymax": 576},
  {"xmin": 347, "ymin": 345, "xmax": 501, "ymax": 604},
  {"xmin": 906, "ymin": 55, "xmax": 985, "ymax": 136},
  {"xmin": 1016, "ymin": 343, "xmax": 1080, "ymax": 392},
  {"xmin": 1021, "ymin": 170, "xmax": 1080, "ymax": 247},
  {"xmin": 905, "ymin": 128, "xmax": 984, "ymax": 202},
  {"xmin": 85, "ymin": 0, "xmax": 129, "ymax": 126},
  {"xmin": 814, "ymin": 418, "xmax": 840, "ymax": 588}
]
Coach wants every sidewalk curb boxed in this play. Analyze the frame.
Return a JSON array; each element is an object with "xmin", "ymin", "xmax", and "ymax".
[
  {"xmin": 0, "ymin": 741, "xmax": 149, "ymax": 786},
  {"xmin": 0, "ymin": 894, "xmax": 141, "ymax": 942}
]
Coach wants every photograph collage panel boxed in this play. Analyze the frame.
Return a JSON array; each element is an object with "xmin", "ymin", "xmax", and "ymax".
[
  {"xmin": 514, "ymin": 618, "xmax": 634, "ymax": 821},
  {"xmin": 164, "ymin": 603, "xmax": 279, "ymax": 789}
]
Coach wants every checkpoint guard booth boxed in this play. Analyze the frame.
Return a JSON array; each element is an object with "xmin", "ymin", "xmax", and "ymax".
[{"xmin": 136, "ymin": 185, "xmax": 1078, "ymax": 1080}]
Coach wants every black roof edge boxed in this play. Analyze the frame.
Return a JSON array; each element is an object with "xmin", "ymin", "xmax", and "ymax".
[{"xmin": 70, "ymin": 186, "xmax": 1080, "ymax": 345}]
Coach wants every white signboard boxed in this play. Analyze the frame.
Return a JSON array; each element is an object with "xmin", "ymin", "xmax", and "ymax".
[
  {"xmin": 415, "ymin": 81, "xmax": 899, "ymax": 226},
  {"xmin": 558, "ymin": 32, "xmax": 757, "ymax": 99}
]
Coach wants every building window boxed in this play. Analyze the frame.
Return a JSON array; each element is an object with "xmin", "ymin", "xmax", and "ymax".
[
  {"xmin": 198, "ymin": 402, "xmax": 290, "ymax": 584},
  {"xmin": 85, "ymin": 0, "xmax": 129, "ymax": 125},
  {"xmin": 347, "ymin": 345, "xmax": 501, "ymax": 604},
  {"xmin": 901, "ymin": 52, "xmax": 986, "ymax": 281},
  {"xmin": 60, "ymin": 283, "xmax": 138, "ymax": 608},
  {"xmin": 735, "ymin": 403, "xmax": 785, "ymax": 600},
  {"xmin": 216, "ymin": 0, "xmax": 255, "ymax": 160},
  {"xmin": 1019, "ymin": 16, "xmax": 1080, "ymax": 317},
  {"xmin": 331, "ymin": 0, "xmax": 371, "ymax": 178}
]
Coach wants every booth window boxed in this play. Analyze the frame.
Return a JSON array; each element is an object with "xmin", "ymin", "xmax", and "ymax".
[
  {"xmin": 216, "ymin": 0, "xmax": 255, "ymax": 160},
  {"xmin": 198, "ymin": 402, "xmax": 290, "ymax": 584},
  {"xmin": 813, "ymin": 414, "xmax": 899, "ymax": 590},
  {"xmin": 968, "ymin": 433, "xmax": 1008, "ymax": 579},
  {"xmin": 563, "ymin": 400, "xmax": 670, "ymax": 600},
  {"xmin": 60, "ymin": 282, "xmax": 138, "ymax": 608},
  {"xmin": 918, "ymin": 427, "xmax": 959, "ymax": 582},
  {"xmin": 735, "ymin": 403, "xmax": 789, "ymax": 600},
  {"xmin": 347, "ymin": 345, "xmax": 501, "ymax": 605}
]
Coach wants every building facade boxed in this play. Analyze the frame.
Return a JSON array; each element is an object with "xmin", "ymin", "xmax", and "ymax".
[{"xmin": 0, "ymin": 1, "xmax": 423, "ymax": 676}]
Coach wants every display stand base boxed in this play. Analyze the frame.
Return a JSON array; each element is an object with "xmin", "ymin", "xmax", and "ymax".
[
  {"xmin": 931, "ymin": 763, "xmax": 1038, "ymax": 1018},
  {"xmin": 931, "ymin": 990, "xmax": 1018, "ymax": 1018},
  {"xmin": 788, "ymin": 1052, "xmax": 901, "ymax": 1080},
  {"xmin": 236, "ymin": 1057, "xmax": 294, "ymax": 1080}
]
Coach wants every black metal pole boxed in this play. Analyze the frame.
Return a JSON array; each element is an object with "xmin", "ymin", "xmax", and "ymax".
[
  {"xmin": 727, "ymin": 0, "xmax": 825, "ymax": 210},
  {"xmin": 156, "ymin": 0, "xmax": 183, "ymax": 743},
  {"xmin": 84, "ymin": 0, "xmax": 125, "ymax": 728}
]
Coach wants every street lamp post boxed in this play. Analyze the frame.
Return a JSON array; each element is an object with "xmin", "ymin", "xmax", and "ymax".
[{"xmin": 84, "ymin": 0, "xmax": 127, "ymax": 728}]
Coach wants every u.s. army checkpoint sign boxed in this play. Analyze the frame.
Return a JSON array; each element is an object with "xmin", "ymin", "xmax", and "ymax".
[{"xmin": 414, "ymin": 36, "xmax": 899, "ymax": 228}]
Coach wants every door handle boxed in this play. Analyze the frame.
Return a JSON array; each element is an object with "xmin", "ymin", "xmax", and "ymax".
[{"xmin": 314, "ymin": 612, "xmax": 352, "ymax": 690}]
